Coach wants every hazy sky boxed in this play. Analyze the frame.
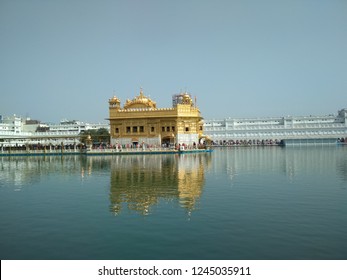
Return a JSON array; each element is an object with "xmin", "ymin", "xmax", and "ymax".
[{"xmin": 1, "ymin": 0, "xmax": 346, "ymax": 123}]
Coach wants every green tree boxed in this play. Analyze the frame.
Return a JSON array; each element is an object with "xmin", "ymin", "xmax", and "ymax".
[{"xmin": 80, "ymin": 128, "xmax": 110, "ymax": 145}]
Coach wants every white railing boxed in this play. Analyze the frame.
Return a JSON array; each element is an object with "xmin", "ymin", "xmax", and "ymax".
[{"xmin": 0, "ymin": 131, "xmax": 81, "ymax": 138}]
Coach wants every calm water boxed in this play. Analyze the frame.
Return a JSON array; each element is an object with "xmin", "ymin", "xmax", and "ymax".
[{"xmin": 0, "ymin": 147, "xmax": 347, "ymax": 260}]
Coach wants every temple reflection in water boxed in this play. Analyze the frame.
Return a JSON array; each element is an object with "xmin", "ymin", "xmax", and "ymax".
[
  {"xmin": 2, "ymin": 147, "xmax": 344, "ymax": 217},
  {"xmin": 0, "ymin": 154, "xmax": 211, "ymax": 215},
  {"xmin": 108, "ymin": 153, "xmax": 211, "ymax": 215}
]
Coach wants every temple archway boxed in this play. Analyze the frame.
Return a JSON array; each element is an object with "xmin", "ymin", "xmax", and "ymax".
[
  {"xmin": 199, "ymin": 135, "xmax": 212, "ymax": 145},
  {"xmin": 162, "ymin": 136, "xmax": 174, "ymax": 147}
]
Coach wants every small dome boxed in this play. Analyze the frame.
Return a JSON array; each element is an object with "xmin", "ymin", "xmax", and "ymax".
[
  {"xmin": 109, "ymin": 96, "xmax": 121, "ymax": 109},
  {"xmin": 182, "ymin": 92, "xmax": 193, "ymax": 105},
  {"xmin": 109, "ymin": 96, "xmax": 120, "ymax": 103}
]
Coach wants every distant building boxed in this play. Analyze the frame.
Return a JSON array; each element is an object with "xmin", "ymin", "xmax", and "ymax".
[
  {"xmin": 204, "ymin": 108, "xmax": 347, "ymax": 144},
  {"xmin": 108, "ymin": 89, "xmax": 204, "ymax": 147},
  {"xmin": 0, "ymin": 115, "xmax": 23, "ymax": 135},
  {"xmin": 48, "ymin": 119, "xmax": 108, "ymax": 134},
  {"xmin": 0, "ymin": 115, "xmax": 109, "ymax": 147}
]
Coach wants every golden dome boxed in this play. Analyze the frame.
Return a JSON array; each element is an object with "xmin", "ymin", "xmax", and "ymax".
[
  {"xmin": 123, "ymin": 88, "xmax": 157, "ymax": 109},
  {"xmin": 109, "ymin": 96, "xmax": 120, "ymax": 103},
  {"xmin": 182, "ymin": 92, "xmax": 193, "ymax": 105},
  {"xmin": 109, "ymin": 96, "xmax": 121, "ymax": 109}
]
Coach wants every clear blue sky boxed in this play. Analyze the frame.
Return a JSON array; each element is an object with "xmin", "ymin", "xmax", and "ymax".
[{"xmin": 1, "ymin": 0, "xmax": 346, "ymax": 123}]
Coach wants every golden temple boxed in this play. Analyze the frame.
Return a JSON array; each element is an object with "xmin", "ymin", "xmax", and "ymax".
[{"xmin": 108, "ymin": 89, "xmax": 204, "ymax": 147}]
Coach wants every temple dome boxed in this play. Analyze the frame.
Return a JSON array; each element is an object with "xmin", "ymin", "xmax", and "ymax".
[
  {"xmin": 123, "ymin": 88, "xmax": 157, "ymax": 109},
  {"xmin": 182, "ymin": 92, "xmax": 192, "ymax": 104},
  {"xmin": 109, "ymin": 96, "xmax": 121, "ymax": 108},
  {"xmin": 109, "ymin": 96, "xmax": 120, "ymax": 103}
]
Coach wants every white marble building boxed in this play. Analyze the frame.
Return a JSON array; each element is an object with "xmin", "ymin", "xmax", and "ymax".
[
  {"xmin": 204, "ymin": 108, "xmax": 347, "ymax": 144},
  {"xmin": 0, "ymin": 115, "xmax": 109, "ymax": 147}
]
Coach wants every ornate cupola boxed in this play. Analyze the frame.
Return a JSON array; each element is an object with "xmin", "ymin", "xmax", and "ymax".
[
  {"xmin": 182, "ymin": 92, "xmax": 193, "ymax": 105},
  {"xmin": 109, "ymin": 96, "xmax": 121, "ymax": 109},
  {"xmin": 123, "ymin": 88, "xmax": 157, "ymax": 109},
  {"xmin": 172, "ymin": 91, "xmax": 194, "ymax": 107}
]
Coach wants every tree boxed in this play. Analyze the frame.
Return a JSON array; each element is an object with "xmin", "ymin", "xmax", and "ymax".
[{"xmin": 80, "ymin": 128, "xmax": 110, "ymax": 145}]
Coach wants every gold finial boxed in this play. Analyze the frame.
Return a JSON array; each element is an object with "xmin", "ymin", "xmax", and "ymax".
[{"xmin": 140, "ymin": 87, "xmax": 144, "ymax": 97}]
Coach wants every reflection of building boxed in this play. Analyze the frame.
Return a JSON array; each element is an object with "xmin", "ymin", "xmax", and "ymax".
[
  {"xmin": 108, "ymin": 153, "xmax": 211, "ymax": 215},
  {"xmin": 211, "ymin": 147, "xmax": 347, "ymax": 184},
  {"xmin": 177, "ymin": 154, "xmax": 205, "ymax": 210},
  {"xmin": 0, "ymin": 155, "xmax": 82, "ymax": 186},
  {"xmin": 108, "ymin": 89, "xmax": 204, "ymax": 147}
]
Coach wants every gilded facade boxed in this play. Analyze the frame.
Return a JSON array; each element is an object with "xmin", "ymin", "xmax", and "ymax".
[{"xmin": 108, "ymin": 89, "xmax": 204, "ymax": 147}]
